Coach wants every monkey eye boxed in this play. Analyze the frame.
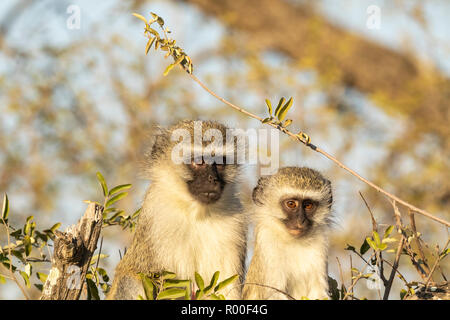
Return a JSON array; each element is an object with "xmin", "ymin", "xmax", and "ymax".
[
  {"xmin": 302, "ymin": 199, "xmax": 316, "ymax": 212},
  {"xmin": 284, "ymin": 199, "xmax": 299, "ymax": 210}
]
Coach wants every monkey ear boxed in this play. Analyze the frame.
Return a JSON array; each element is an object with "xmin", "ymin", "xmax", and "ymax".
[
  {"xmin": 252, "ymin": 177, "xmax": 267, "ymax": 205},
  {"xmin": 150, "ymin": 127, "xmax": 170, "ymax": 159}
]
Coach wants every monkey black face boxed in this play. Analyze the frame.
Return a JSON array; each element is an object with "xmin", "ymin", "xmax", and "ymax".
[
  {"xmin": 186, "ymin": 156, "xmax": 227, "ymax": 204},
  {"xmin": 280, "ymin": 197, "xmax": 318, "ymax": 237}
]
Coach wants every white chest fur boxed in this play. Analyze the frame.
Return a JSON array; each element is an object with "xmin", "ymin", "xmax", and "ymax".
[{"xmin": 256, "ymin": 225, "xmax": 329, "ymax": 300}]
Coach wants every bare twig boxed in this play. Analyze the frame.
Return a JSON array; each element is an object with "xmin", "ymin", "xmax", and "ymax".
[
  {"xmin": 343, "ymin": 251, "xmax": 376, "ymax": 300},
  {"xmin": 188, "ymin": 73, "xmax": 450, "ymax": 227},
  {"xmin": 335, "ymin": 257, "xmax": 346, "ymax": 298},
  {"xmin": 383, "ymin": 237, "xmax": 405, "ymax": 300},
  {"xmin": 424, "ymin": 237, "xmax": 450, "ymax": 289},
  {"xmin": 408, "ymin": 210, "xmax": 431, "ymax": 276},
  {"xmin": 241, "ymin": 282, "xmax": 295, "ymax": 300}
]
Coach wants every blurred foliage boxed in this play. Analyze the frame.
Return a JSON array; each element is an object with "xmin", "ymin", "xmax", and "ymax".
[{"xmin": 0, "ymin": 0, "xmax": 449, "ymax": 299}]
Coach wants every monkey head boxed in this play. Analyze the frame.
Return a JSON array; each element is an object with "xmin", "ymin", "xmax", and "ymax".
[
  {"xmin": 145, "ymin": 120, "xmax": 242, "ymax": 206},
  {"xmin": 252, "ymin": 167, "xmax": 333, "ymax": 238}
]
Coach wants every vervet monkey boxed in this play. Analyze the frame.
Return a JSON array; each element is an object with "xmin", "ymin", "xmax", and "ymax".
[
  {"xmin": 108, "ymin": 120, "xmax": 247, "ymax": 300},
  {"xmin": 243, "ymin": 167, "xmax": 333, "ymax": 300}
]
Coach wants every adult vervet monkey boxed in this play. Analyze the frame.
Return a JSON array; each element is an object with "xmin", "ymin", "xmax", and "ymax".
[
  {"xmin": 108, "ymin": 120, "xmax": 247, "ymax": 300},
  {"xmin": 243, "ymin": 167, "xmax": 333, "ymax": 300}
]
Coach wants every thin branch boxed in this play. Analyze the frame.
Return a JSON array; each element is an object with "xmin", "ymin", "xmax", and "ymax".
[
  {"xmin": 188, "ymin": 73, "xmax": 450, "ymax": 227},
  {"xmin": 408, "ymin": 210, "xmax": 431, "ymax": 276},
  {"xmin": 335, "ymin": 257, "xmax": 346, "ymax": 298},
  {"xmin": 343, "ymin": 251, "xmax": 376, "ymax": 300},
  {"xmin": 424, "ymin": 237, "xmax": 450, "ymax": 289},
  {"xmin": 242, "ymin": 282, "xmax": 295, "ymax": 300},
  {"xmin": 383, "ymin": 237, "xmax": 405, "ymax": 300}
]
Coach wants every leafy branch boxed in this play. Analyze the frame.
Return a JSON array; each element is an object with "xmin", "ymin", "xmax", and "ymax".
[{"xmin": 133, "ymin": 12, "xmax": 449, "ymax": 228}]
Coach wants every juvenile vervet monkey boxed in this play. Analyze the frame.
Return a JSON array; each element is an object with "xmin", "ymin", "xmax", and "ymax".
[
  {"xmin": 108, "ymin": 120, "xmax": 247, "ymax": 300},
  {"xmin": 243, "ymin": 167, "xmax": 333, "ymax": 300}
]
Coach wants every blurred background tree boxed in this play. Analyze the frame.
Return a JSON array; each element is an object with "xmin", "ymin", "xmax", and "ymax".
[{"xmin": 0, "ymin": 0, "xmax": 448, "ymax": 299}]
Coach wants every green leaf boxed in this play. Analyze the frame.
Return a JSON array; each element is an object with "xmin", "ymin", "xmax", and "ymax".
[
  {"xmin": 373, "ymin": 231, "xmax": 381, "ymax": 247},
  {"xmin": 36, "ymin": 272, "xmax": 48, "ymax": 283},
  {"xmin": 265, "ymin": 99, "xmax": 272, "ymax": 116},
  {"xmin": 195, "ymin": 289, "xmax": 204, "ymax": 300},
  {"xmin": 145, "ymin": 37, "xmax": 156, "ymax": 54},
  {"xmin": 360, "ymin": 239, "xmax": 370, "ymax": 255},
  {"xmin": 204, "ymin": 271, "xmax": 220, "ymax": 294},
  {"xmin": 214, "ymin": 274, "xmax": 238, "ymax": 292},
  {"xmin": 274, "ymin": 97, "xmax": 286, "ymax": 118},
  {"xmin": 157, "ymin": 288, "xmax": 186, "ymax": 300},
  {"xmin": 366, "ymin": 237, "xmax": 377, "ymax": 251},
  {"xmin": 140, "ymin": 274, "xmax": 155, "ymax": 300},
  {"xmin": 440, "ymin": 248, "xmax": 449, "ymax": 259},
  {"xmin": 19, "ymin": 271, "xmax": 30, "ymax": 288},
  {"xmin": 195, "ymin": 272, "xmax": 204, "ymax": 290},
  {"xmin": 277, "ymin": 97, "xmax": 293, "ymax": 121},
  {"xmin": 283, "ymin": 119, "xmax": 293, "ymax": 127},
  {"xmin": 97, "ymin": 268, "xmax": 109, "ymax": 282},
  {"xmin": 163, "ymin": 63, "xmax": 176, "ymax": 76},
  {"xmin": 132, "ymin": 13, "xmax": 148, "ymax": 24},
  {"xmin": 24, "ymin": 263, "xmax": 32, "ymax": 277},
  {"xmin": 161, "ymin": 271, "xmax": 177, "ymax": 280},
  {"xmin": 105, "ymin": 192, "xmax": 128, "ymax": 208},
  {"xmin": 108, "ymin": 210, "xmax": 125, "ymax": 221},
  {"xmin": 209, "ymin": 293, "xmax": 221, "ymax": 300},
  {"xmin": 90, "ymin": 254, "xmax": 109, "ymax": 265},
  {"xmin": 10, "ymin": 229, "xmax": 22, "ymax": 239},
  {"xmin": 96, "ymin": 172, "xmax": 108, "ymax": 197},
  {"xmin": 383, "ymin": 225, "xmax": 394, "ymax": 239},
  {"xmin": 24, "ymin": 236, "xmax": 32, "ymax": 256},
  {"xmin": 50, "ymin": 223, "xmax": 61, "ymax": 233},
  {"xmin": 86, "ymin": 278, "xmax": 100, "ymax": 300},
  {"xmin": 2, "ymin": 193, "xmax": 9, "ymax": 221},
  {"xmin": 400, "ymin": 289, "xmax": 407, "ymax": 300},
  {"xmin": 345, "ymin": 244, "xmax": 356, "ymax": 252},
  {"xmin": 131, "ymin": 208, "xmax": 142, "ymax": 219},
  {"xmin": 163, "ymin": 279, "xmax": 190, "ymax": 289},
  {"xmin": 109, "ymin": 184, "xmax": 132, "ymax": 197}
]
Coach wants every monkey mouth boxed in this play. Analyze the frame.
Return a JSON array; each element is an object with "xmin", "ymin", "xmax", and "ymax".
[
  {"xmin": 197, "ymin": 191, "xmax": 221, "ymax": 204},
  {"xmin": 285, "ymin": 221, "xmax": 311, "ymax": 238},
  {"xmin": 287, "ymin": 228, "xmax": 305, "ymax": 237}
]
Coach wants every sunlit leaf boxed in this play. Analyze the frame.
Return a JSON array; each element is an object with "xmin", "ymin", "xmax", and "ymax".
[
  {"xmin": 2, "ymin": 194, "xmax": 9, "ymax": 221},
  {"xmin": 132, "ymin": 13, "xmax": 148, "ymax": 24},
  {"xmin": 96, "ymin": 172, "xmax": 108, "ymax": 197},
  {"xmin": 195, "ymin": 272, "xmax": 204, "ymax": 291},
  {"xmin": 265, "ymin": 99, "xmax": 272, "ymax": 116},
  {"xmin": 157, "ymin": 288, "xmax": 186, "ymax": 300},
  {"xmin": 109, "ymin": 184, "xmax": 132, "ymax": 197},
  {"xmin": 105, "ymin": 192, "xmax": 128, "ymax": 208},
  {"xmin": 277, "ymin": 97, "xmax": 293, "ymax": 121},
  {"xmin": 214, "ymin": 274, "xmax": 238, "ymax": 292},
  {"xmin": 19, "ymin": 271, "xmax": 30, "ymax": 288},
  {"xmin": 274, "ymin": 97, "xmax": 286, "ymax": 118}
]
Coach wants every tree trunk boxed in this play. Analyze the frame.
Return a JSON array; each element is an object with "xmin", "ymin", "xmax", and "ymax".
[{"xmin": 40, "ymin": 203, "xmax": 103, "ymax": 300}]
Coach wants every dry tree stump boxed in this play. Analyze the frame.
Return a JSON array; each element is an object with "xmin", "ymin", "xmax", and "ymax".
[{"xmin": 40, "ymin": 203, "xmax": 103, "ymax": 300}]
